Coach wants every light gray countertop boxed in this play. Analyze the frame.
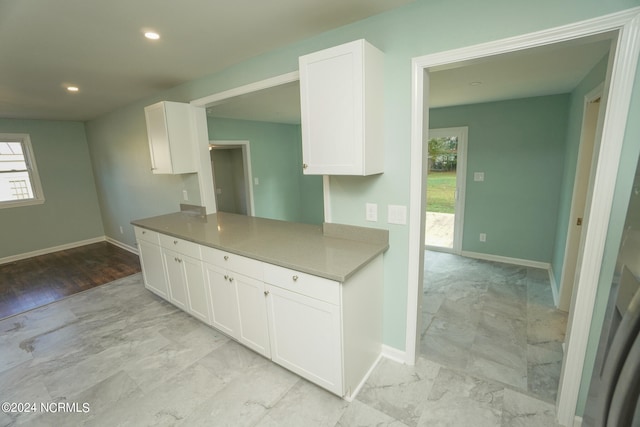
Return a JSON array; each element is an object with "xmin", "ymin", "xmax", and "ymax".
[{"xmin": 131, "ymin": 212, "xmax": 389, "ymax": 282}]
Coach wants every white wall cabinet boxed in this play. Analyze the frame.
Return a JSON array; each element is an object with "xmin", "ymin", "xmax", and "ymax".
[
  {"xmin": 144, "ymin": 101, "xmax": 197, "ymax": 174},
  {"xmin": 135, "ymin": 226, "xmax": 383, "ymax": 400},
  {"xmin": 299, "ymin": 39, "xmax": 384, "ymax": 176},
  {"xmin": 135, "ymin": 227, "xmax": 168, "ymax": 299}
]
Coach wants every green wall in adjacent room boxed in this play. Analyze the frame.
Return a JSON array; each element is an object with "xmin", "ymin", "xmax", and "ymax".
[
  {"xmin": 429, "ymin": 94, "xmax": 570, "ymax": 263},
  {"xmin": 0, "ymin": 119, "xmax": 104, "ymax": 258},
  {"xmin": 207, "ymin": 117, "xmax": 323, "ymax": 225}
]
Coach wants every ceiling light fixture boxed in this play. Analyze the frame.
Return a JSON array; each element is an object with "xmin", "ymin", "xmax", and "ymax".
[
  {"xmin": 144, "ymin": 31, "xmax": 160, "ymax": 40},
  {"xmin": 469, "ymin": 81, "xmax": 482, "ymax": 86},
  {"xmin": 67, "ymin": 86, "xmax": 79, "ymax": 92}
]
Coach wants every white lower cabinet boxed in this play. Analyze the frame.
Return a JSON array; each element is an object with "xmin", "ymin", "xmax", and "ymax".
[
  {"xmin": 265, "ymin": 283, "xmax": 342, "ymax": 395},
  {"xmin": 135, "ymin": 226, "xmax": 383, "ymax": 400},
  {"xmin": 136, "ymin": 234, "xmax": 169, "ymax": 299}
]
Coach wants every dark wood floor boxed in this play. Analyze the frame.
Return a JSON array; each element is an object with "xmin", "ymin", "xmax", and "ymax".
[{"xmin": 0, "ymin": 241, "xmax": 141, "ymax": 320}]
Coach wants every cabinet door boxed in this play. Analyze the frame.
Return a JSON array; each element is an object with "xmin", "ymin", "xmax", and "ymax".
[
  {"xmin": 299, "ymin": 39, "xmax": 383, "ymax": 176},
  {"xmin": 204, "ymin": 263, "xmax": 240, "ymax": 338},
  {"xmin": 144, "ymin": 101, "xmax": 196, "ymax": 174},
  {"xmin": 182, "ymin": 255, "xmax": 209, "ymax": 324},
  {"xmin": 162, "ymin": 248, "xmax": 189, "ymax": 311},
  {"xmin": 234, "ymin": 273, "xmax": 270, "ymax": 358},
  {"xmin": 266, "ymin": 284, "xmax": 342, "ymax": 395},
  {"xmin": 137, "ymin": 239, "xmax": 168, "ymax": 299}
]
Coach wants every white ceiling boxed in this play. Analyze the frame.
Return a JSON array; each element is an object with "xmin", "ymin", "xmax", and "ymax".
[
  {"xmin": 0, "ymin": 0, "xmax": 414, "ymax": 121},
  {"xmin": 206, "ymin": 34, "xmax": 613, "ymax": 124}
]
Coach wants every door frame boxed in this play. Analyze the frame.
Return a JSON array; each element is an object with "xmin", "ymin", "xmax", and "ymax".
[
  {"xmin": 558, "ymin": 84, "xmax": 604, "ymax": 311},
  {"xmin": 209, "ymin": 140, "xmax": 255, "ymax": 216},
  {"xmin": 407, "ymin": 8, "xmax": 640, "ymax": 426},
  {"xmin": 425, "ymin": 126, "xmax": 468, "ymax": 254}
]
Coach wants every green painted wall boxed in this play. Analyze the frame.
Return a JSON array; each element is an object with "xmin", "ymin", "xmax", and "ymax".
[
  {"xmin": 83, "ymin": 0, "xmax": 640, "ymax": 414},
  {"xmin": 430, "ymin": 94, "xmax": 570, "ymax": 262},
  {"xmin": 551, "ymin": 54, "xmax": 609, "ymax": 289},
  {"xmin": 0, "ymin": 119, "xmax": 104, "ymax": 258},
  {"xmin": 207, "ymin": 117, "xmax": 323, "ymax": 224}
]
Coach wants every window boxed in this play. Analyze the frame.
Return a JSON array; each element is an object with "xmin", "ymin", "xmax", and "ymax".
[{"xmin": 0, "ymin": 134, "xmax": 44, "ymax": 208}]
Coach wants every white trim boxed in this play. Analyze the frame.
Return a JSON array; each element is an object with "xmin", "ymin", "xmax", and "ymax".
[
  {"xmin": 0, "ymin": 236, "xmax": 107, "ymax": 265},
  {"xmin": 573, "ymin": 415, "xmax": 583, "ymax": 427},
  {"xmin": 210, "ymin": 140, "xmax": 255, "ymax": 216},
  {"xmin": 191, "ymin": 71, "xmax": 300, "ymax": 108},
  {"xmin": 460, "ymin": 251, "xmax": 551, "ymax": 270},
  {"xmin": 105, "ymin": 237, "xmax": 138, "ymax": 255},
  {"xmin": 549, "ymin": 266, "xmax": 560, "ymax": 308},
  {"xmin": 323, "ymin": 175, "xmax": 332, "ymax": 223},
  {"xmin": 381, "ymin": 344, "xmax": 407, "ymax": 364},
  {"xmin": 408, "ymin": 7, "xmax": 640, "ymax": 426},
  {"xmin": 426, "ymin": 126, "xmax": 468, "ymax": 253}
]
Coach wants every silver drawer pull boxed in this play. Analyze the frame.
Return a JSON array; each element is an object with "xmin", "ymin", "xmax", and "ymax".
[{"xmin": 292, "ymin": 275, "xmax": 299, "ymax": 282}]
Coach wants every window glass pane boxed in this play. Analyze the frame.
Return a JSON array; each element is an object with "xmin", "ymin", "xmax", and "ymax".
[
  {"xmin": 0, "ymin": 171, "xmax": 33, "ymax": 202},
  {"xmin": 0, "ymin": 142, "xmax": 27, "ymax": 172}
]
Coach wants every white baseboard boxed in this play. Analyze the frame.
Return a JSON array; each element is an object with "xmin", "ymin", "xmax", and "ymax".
[
  {"xmin": 106, "ymin": 237, "xmax": 138, "ymax": 255},
  {"xmin": 0, "ymin": 236, "xmax": 107, "ymax": 265},
  {"xmin": 381, "ymin": 344, "xmax": 408, "ymax": 364},
  {"xmin": 344, "ymin": 352, "xmax": 383, "ymax": 402},
  {"xmin": 461, "ymin": 250, "xmax": 551, "ymax": 270},
  {"xmin": 549, "ymin": 266, "xmax": 560, "ymax": 308}
]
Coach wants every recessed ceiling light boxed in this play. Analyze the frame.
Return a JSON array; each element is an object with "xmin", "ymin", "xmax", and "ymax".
[
  {"xmin": 469, "ymin": 81, "xmax": 482, "ymax": 86},
  {"xmin": 67, "ymin": 86, "xmax": 79, "ymax": 92},
  {"xmin": 144, "ymin": 31, "xmax": 160, "ymax": 40}
]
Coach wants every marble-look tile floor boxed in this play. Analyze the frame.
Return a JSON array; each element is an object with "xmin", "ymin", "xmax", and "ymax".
[
  {"xmin": 1, "ymin": 272, "xmax": 561, "ymax": 426},
  {"xmin": 421, "ymin": 250, "xmax": 568, "ymax": 404}
]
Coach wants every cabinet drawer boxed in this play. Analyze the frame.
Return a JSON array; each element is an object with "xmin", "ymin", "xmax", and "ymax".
[
  {"xmin": 134, "ymin": 227, "xmax": 160, "ymax": 245},
  {"xmin": 264, "ymin": 264, "xmax": 339, "ymax": 305},
  {"xmin": 201, "ymin": 246, "xmax": 263, "ymax": 280},
  {"xmin": 159, "ymin": 234, "xmax": 201, "ymax": 259}
]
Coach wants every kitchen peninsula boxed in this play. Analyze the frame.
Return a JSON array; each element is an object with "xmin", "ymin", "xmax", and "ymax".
[{"xmin": 132, "ymin": 211, "xmax": 388, "ymax": 400}]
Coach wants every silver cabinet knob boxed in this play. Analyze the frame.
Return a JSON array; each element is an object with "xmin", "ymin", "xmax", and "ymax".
[
  {"xmin": 264, "ymin": 290, "xmax": 269, "ymax": 296},
  {"xmin": 292, "ymin": 275, "xmax": 299, "ymax": 282},
  {"xmin": 173, "ymin": 240, "xmax": 178, "ymax": 245},
  {"xmin": 142, "ymin": 230, "xmax": 146, "ymax": 234},
  {"xmin": 224, "ymin": 255, "xmax": 229, "ymax": 261},
  {"xmin": 228, "ymin": 277, "xmax": 234, "ymax": 282},
  {"xmin": 302, "ymin": 163, "xmax": 308, "ymax": 170},
  {"xmin": 224, "ymin": 275, "xmax": 228, "ymax": 280}
]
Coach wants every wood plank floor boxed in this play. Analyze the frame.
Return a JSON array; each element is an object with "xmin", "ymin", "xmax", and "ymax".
[{"xmin": 0, "ymin": 241, "xmax": 141, "ymax": 320}]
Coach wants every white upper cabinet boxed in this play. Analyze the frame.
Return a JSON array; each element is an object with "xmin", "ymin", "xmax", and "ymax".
[
  {"xmin": 299, "ymin": 39, "xmax": 384, "ymax": 176},
  {"xmin": 144, "ymin": 101, "xmax": 197, "ymax": 174}
]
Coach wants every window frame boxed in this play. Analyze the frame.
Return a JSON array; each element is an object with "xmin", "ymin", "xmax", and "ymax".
[{"xmin": 0, "ymin": 133, "xmax": 45, "ymax": 209}]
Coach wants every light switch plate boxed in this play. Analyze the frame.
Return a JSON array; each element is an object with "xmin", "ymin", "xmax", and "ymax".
[
  {"xmin": 388, "ymin": 205, "xmax": 407, "ymax": 225},
  {"xmin": 474, "ymin": 172, "xmax": 485, "ymax": 182},
  {"xmin": 366, "ymin": 203, "xmax": 378, "ymax": 222}
]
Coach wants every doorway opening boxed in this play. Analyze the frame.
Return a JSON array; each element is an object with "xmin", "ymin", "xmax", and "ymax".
[
  {"xmin": 209, "ymin": 140, "xmax": 255, "ymax": 216},
  {"xmin": 558, "ymin": 86, "xmax": 603, "ymax": 312},
  {"xmin": 425, "ymin": 127, "xmax": 467, "ymax": 253},
  {"xmin": 408, "ymin": 10, "xmax": 640, "ymax": 426}
]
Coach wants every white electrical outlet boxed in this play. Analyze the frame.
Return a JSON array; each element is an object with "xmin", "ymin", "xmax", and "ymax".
[
  {"xmin": 366, "ymin": 203, "xmax": 378, "ymax": 222},
  {"xmin": 182, "ymin": 189, "xmax": 189, "ymax": 201},
  {"xmin": 254, "ymin": 177, "xmax": 260, "ymax": 185},
  {"xmin": 479, "ymin": 233, "xmax": 487, "ymax": 242},
  {"xmin": 474, "ymin": 172, "xmax": 485, "ymax": 182}
]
